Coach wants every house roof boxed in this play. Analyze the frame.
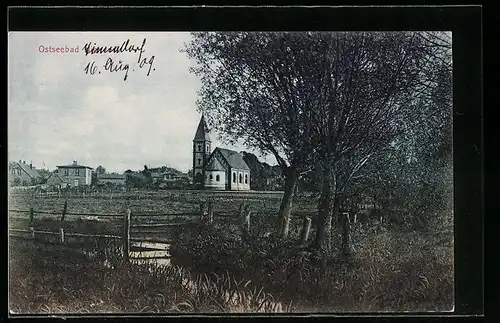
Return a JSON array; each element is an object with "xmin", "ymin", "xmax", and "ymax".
[
  {"xmin": 12, "ymin": 162, "xmax": 41, "ymax": 179},
  {"xmin": 193, "ymin": 115, "xmax": 211, "ymax": 142},
  {"xmin": 98, "ymin": 174, "xmax": 126, "ymax": 180},
  {"xmin": 215, "ymin": 148, "xmax": 251, "ymax": 171},
  {"xmin": 46, "ymin": 173, "xmax": 67, "ymax": 184},
  {"xmin": 57, "ymin": 162, "xmax": 92, "ymax": 169},
  {"xmin": 205, "ymin": 157, "xmax": 225, "ymax": 171}
]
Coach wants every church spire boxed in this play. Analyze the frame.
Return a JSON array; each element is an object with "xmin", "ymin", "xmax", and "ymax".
[{"xmin": 194, "ymin": 114, "xmax": 211, "ymax": 141}]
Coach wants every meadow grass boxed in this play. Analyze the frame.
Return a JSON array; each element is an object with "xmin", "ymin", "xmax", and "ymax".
[
  {"xmin": 9, "ymin": 237, "xmax": 288, "ymax": 314},
  {"xmin": 170, "ymin": 215, "xmax": 454, "ymax": 312}
]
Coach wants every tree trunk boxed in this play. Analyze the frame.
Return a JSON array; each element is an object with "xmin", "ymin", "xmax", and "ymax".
[
  {"xmin": 275, "ymin": 166, "xmax": 298, "ymax": 239},
  {"xmin": 312, "ymin": 158, "xmax": 335, "ymax": 250},
  {"xmin": 326, "ymin": 193, "xmax": 341, "ymax": 249}
]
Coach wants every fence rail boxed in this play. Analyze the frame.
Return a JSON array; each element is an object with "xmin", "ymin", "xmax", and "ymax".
[
  {"xmin": 8, "ymin": 209, "xmax": 206, "ymax": 218},
  {"xmin": 8, "ymin": 200, "xmax": 216, "ymax": 262},
  {"xmin": 9, "ymin": 208, "xmax": 312, "ymax": 219},
  {"xmin": 131, "ymin": 223, "xmax": 187, "ymax": 229},
  {"xmin": 9, "ymin": 197, "xmax": 332, "ymax": 264}
]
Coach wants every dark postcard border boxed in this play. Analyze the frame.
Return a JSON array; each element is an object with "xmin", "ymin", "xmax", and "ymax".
[
  {"xmin": 7, "ymin": 6, "xmax": 479, "ymax": 32},
  {"xmin": 5, "ymin": 6, "xmax": 483, "ymax": 319}
]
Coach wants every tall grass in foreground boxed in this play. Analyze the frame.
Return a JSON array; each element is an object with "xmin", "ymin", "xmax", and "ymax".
[
  {"xmin": 170, "ymin": 215, "xmax": 454, "ymax": 312},
  {"xmin": 9, "ymin": 238, "xmax": 287, "ymax": 314}
]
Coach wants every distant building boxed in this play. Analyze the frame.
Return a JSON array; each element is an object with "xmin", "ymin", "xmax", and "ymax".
[
  {"xmin": 151, "ymin": 170, "xmax": 177, "ymax": 183},
  {"xmin": 150, "ymin": 172, "xmax": 164, "ymax": 183},
  {"xmin": 9, "ymin": 160, "xmax": 41, "ymax": 186},
  {"xmin": 45, "ymin": 173, "xmax": 69, "ymax": 189},
  {"xmin": 150, "ymin": 170, "xmax": 190, "ymax": 189},
  {"xmin": 56, "ymin": 161, "xmax": 93, "ymax": 187},
  {"xmin": 192, "ymin": 115, "xmax": 251, "ymax": 191},
  {"xmin": 97, "ymin": 173, "xmax": 126, "ymax": 186}
]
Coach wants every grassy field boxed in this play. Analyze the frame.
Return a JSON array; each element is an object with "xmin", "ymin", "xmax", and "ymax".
[{"xmin": 9, "ymin": 189, "xmax": 318, "ymax": 216}]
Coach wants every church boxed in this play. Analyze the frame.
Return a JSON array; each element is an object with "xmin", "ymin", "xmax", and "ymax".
[{"xmin": 192, "ymin": 115, "xmax": 251, "ymax": 191}]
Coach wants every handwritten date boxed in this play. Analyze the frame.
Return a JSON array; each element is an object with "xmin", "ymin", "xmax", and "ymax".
[{"xmin": 83, "ymin": 38, "xmax": 156, "ymax": 81}]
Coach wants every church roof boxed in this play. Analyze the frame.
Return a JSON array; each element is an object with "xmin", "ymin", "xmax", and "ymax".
[
  {"xmin": 205, "ymin": 158, "xmax": 225, "ymax": 171},
  {"xmin": 216, "ymin": 148, "xmax": 251, "ymax": 171},
  {"xmin": 193, "ymin": 115, "xmax": 211, "ymax": 141}
]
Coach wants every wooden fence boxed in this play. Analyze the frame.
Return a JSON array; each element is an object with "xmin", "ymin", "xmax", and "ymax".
[
  {"xmin": 9, "ymin": 200, "xmax": 318, "ymax": 263},
  {"xmin": 8, "ymin": 201, "xmax": 201, "ymax": 262},
  {"xmin": 9, "ymin": 192, "xmax": 382, "ymax": 265}
]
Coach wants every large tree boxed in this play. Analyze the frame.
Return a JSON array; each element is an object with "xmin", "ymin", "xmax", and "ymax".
[
  {"xmin": 184, "ymin": 31, "xmax": 452, "ymax": 246},
  {"xmin": 309, "ymin": 32, "xmax": 452, "ymax": 251},
  {"xmin": 184, "ymin": 32, "xmax": 332, "ymax": 238}
]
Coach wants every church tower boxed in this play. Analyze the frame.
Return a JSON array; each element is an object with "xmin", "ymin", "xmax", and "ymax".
[{"xmin": 192, "ymin": 114, "xmax": 211, "ymax": 189}]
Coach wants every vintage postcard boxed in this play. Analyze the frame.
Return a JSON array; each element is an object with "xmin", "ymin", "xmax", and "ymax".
[{"xmin": 8, "ymin": 30, "xmax": 454, "ymax": 314}]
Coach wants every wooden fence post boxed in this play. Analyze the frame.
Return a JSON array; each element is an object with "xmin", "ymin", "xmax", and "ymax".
[
  {"xmin": 61, "ymin": 200, "xmax": 67, "ymax": 223},
  {"xmin": 29, "ymin": 207, "xmax": 35, "ymax": 241},
  {"xmin": 241, "ymin": 205, "xmax": 251, "ymax": 236},
  {"xmin": 199, "ymin": 202, "xmax": 207, "ymax": 223},
  {"xmin": 207, "ymin": 202, "xmax": 213, "ymax": 224},
  {"xmin": 29, "ymin": 207, "xmax": 34, "ymax": 227},
  {"xmin": 59, "ymin": 200, "xmax": 67, "ymax": 244},
  {"xmin": 299, "ymin": 217, "xmax": 312, "ymax": 244},
  {"xmin": 123, "ymin": 209, "xmax": 131, "ymax": 262},
  {"xmin": 238, "ymin": 202, "xmax": 246, "ymax": 218}
]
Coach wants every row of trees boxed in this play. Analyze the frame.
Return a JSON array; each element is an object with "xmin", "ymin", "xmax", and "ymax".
[{"xmin": 184, "ymin": 31, "xmax": 452, "ymax": 251}]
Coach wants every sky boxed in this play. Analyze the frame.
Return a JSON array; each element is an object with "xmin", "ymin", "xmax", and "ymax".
[{"xmin": 8, "ymin": 32, "xmax": 274, "ymax": 173}]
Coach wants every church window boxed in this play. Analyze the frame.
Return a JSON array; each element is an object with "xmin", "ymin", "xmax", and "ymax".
[
  {"xmin": 209, "ymin": 174, "xmax": 213, "ymax": 180},
  {"xmin": 216, "ymin": 175, "xmax": 220, "ymax": 182},
  {"xmin": 245, "ymin": 174, "xmax": 248, "ymax": 184},
  {"xmin": 239, "ymin": 174, "xmax": 242, "ymax": 183},
  {"xmin": 197, "ymin": 144, "xmax": 201, "ymax": 152},
  {"xmin": 232, "ymin": 172, "xmax": 236, "ymax": 183},
  {"xmin": 198, "ymin": 159, "xmax": 201, "ymax": 165}
]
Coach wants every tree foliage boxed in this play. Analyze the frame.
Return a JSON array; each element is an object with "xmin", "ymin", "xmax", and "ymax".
[
  {"xmin": 184, "ymin": 32, "xmax": 452, "ymax": 247},
  {"xmin": 241, "ymin": 152, "xmax": 284, "ymax": 191},
  {"xmin": 95, "ymin": 165, "xmax": 106, "ymax": 175}
]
